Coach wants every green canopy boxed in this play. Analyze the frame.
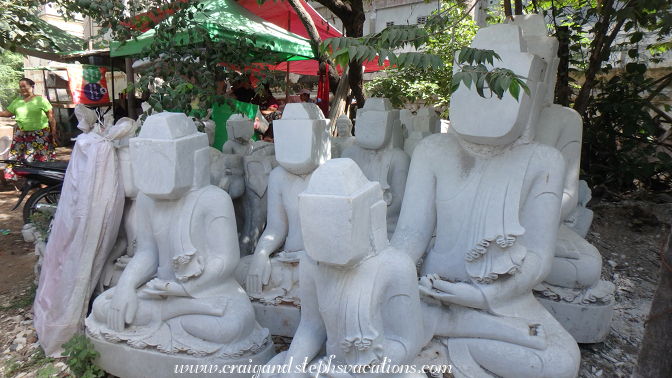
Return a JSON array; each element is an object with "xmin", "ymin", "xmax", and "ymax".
[{"xmin": 110, "ymin": 0, "xmax": 315, "ymax": 61}]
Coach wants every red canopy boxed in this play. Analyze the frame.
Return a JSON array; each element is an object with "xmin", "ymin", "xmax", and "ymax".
[
  {"xmin": 238, "ymin": 0, "xmax": 388, "ymax": 75},
  {"xmin": 237, "ymin": 0, "xmax": 341, "ymax": 41}
]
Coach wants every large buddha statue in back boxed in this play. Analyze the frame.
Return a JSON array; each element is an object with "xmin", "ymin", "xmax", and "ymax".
[{"xmin": 391, "ymin": 22, "xmax": 580, "ymax": 378}]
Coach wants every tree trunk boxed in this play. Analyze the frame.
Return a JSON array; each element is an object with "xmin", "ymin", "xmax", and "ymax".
[
  {"xmin": 572, "ymin": 0, "xmax": 625, "ymax": 117},
  {"xmin": 284, "ymin": 0, "xmax": 340, "ymax": 93},
  {"xmin": 633, "ymin": 227, "xmax": 672, "ymax": 378},
  {"xmin": 554, "ymin": 26, "xmax": 571, "ymax": 107},
  {"xmin": 313, "ymin": 0, "xmax": 367, "ymax": 107}
]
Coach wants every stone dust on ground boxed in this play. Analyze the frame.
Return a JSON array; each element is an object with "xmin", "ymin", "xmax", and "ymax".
[{"xmin": 0, "ymin": 160, "xmax": 669, "ymax": 378}]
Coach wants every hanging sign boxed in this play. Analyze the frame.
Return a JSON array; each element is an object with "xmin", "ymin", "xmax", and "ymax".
[{"xmin": 66, "ymin": 65, "xmax": 110, "ymax": 105}]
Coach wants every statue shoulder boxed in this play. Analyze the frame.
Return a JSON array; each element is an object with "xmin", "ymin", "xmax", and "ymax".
[
  {"xmin": 269, "ymin": 165, "xmax": 289, "ymax": 181},
  {"xmin": 528, "ymin": 142, "xmax": 565, "ymax": 174},
  {"xmin": 410, "ymin": 133, "xmax": 458, "ymax": 162},
  {"xmin": 189, "ymin": 185, "xmax": 235, "ymax": 212},
  {"xmin": 520, "ymin": 143, "xmax": 566, "ymax": 192},
  {"xmin": 390, "ymin": 147, "xmax": 411, "ymax": 164},
  {"xmin": 341, "ymin": 144, "xmax": 364, "ymax": 159}
]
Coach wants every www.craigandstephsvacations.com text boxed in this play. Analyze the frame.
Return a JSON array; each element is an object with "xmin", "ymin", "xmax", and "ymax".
[{"xmin": 174, "ymin": 356, "xmax": 452, "ymax": 376}]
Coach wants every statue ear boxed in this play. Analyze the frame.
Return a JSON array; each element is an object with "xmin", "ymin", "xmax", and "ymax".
[{"xmin": 370, "ymin": 199, "xmax": 388, "ymax": 250}]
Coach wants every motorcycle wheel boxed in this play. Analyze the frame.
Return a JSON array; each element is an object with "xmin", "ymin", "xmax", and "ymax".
[{"xmin": 23, "ymin": 186, "xmax": 61, "ymax": 225}]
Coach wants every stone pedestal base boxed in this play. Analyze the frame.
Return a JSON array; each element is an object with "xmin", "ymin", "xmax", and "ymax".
[
  {"xmin": 252, "ymin": 302, "xmax": 301, "ymax": 337},
  {"xmin": 536, "ymin": 295, "xmax": 614, "ymax": 344},
  {"xmin": 90, "ymin": 335, "xmax": 275, "ymax": 378}
]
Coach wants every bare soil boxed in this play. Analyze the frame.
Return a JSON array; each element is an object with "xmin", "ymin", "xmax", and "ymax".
[{"xmin": 0, "ymin": 140, "xmax": 669, "ymax": 378}]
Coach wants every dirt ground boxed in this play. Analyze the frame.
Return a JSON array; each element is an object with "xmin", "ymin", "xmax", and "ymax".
[{"xmin": 0, "ymin": 129, "xmax": 669, "ymax": 377}]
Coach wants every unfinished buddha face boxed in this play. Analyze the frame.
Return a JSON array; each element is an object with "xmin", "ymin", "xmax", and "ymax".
[
  {"xmin": 449, "ymin": 24, "xmax": 548, "ymax": 146},
  {"xmin": 226, "ymin": 114, "xmax": 254, "ymax": 142},
  {"xmin": 355, "ymin": 98, "xmax": 397, "ymax": 150},
  {"xmin": 299, "ymin": 159, "xmax": 388, "ymax": 268},
  {"xmin": 131, "ymin": 112, "xmax": 210, "ymax": 200},
  {"xmin": 273, "ymin": 103, "xmax": 330, "ymax": 175}
]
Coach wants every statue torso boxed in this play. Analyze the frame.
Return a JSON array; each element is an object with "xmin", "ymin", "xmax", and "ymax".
[
  {"xmin": 278, "ymin": 168, "xmax": 312, "ymax": 252},
  {"xmin": 420, "ymin": 134, "xmax": 538, "ymax": 283}
]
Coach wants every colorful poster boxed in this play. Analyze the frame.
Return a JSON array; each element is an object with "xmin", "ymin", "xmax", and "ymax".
[{"xmin": 66, "ymin": 65, "xmax": 110, "ymax": 105}]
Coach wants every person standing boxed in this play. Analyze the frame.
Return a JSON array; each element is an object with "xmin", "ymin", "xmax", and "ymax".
[{"xmin": 0, "ymin": 78, "xmax": 58, "ymax": 180}]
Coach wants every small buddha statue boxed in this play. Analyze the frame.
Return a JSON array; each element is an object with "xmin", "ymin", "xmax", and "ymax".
[
  {"xmin": 330, "ymin": 115, "xmax": 356, "ymax": 158},
  {"xmin": 221, "ymin": 114, "xmax": 255, "ymax": 156}
]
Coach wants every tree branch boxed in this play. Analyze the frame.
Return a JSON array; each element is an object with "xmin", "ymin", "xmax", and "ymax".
[{"xmin": 312, "ymin": 0, "xmax": 352, "ymax": 21}]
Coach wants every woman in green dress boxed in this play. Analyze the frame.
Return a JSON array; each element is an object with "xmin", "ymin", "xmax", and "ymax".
[{"xmin": 0, "ymin": 78, "xmax": 58, "ymax": 180}]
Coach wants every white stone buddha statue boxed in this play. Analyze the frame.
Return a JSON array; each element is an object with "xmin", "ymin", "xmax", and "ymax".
[
  {"xmin": 86, "ymin": 113, "xmax": 272, "ymax": 377},
  {"xmin": 239, "ymin": 103, "xmax": 330, "ymax": 308},
  {"xmin": 390, "ymin": 23, "xmax": 580, "ymax": 378},
  {"xmin": 330, "ymin": 115, "xmax": 356, "ymax": 158},
  {"xmin": 342, "ymin": 98, "xmax": 410, "ymax": 237},
  {"xmin": 507, "ymin": 15, "xmax": 614, "ymax": 343},
  {"xmin": 263, "ymin": 158, "xmax": 424, "ymax": 378},
  {"xmin": 404, "ymin": 107, "xmax": 439, "ymax": 158},
  {"xmin": 221, "ymin": 114, "xmax": 255, "ymax": 156}
]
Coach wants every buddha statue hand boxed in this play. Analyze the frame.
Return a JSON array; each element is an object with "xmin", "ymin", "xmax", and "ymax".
[
  {"xmin": 247, "ymin": 252, "xmax": 273, "ymax": 295},
  {"xmin": 419, "ymin": 274, "xmax": 487, "ymax": 310},
  {"xmin": 107, "ymin": 287, "xmax": 139, "ymax": 332},
  {"xmin": 142, "ymin": 278, "xmax": 188, "ymax": 297}
]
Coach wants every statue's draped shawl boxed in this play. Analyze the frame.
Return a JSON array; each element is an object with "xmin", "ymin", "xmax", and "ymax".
[
  {"xmin": 316, "ymin": 255, "xmax": 385, "ymax": 367},
  {"xmin": 459, "ymin": 142, "xmax": 538, "ymax": 284}
]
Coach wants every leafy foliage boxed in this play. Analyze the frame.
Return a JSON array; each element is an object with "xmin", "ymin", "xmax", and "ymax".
[
  {"xmin": 61, "ymin": 334, "xmax": 105, "ymax": 378},
  {"xmin": 452, "ymin": 47, "xmax": 530, "ymax": 101},
  {"xmin": 0, "ymin": 49, "xmax": 23, "ymax": 110},
  {"xmin": 29, "ymin": 208, "xmax": 54, "ymax": 242},
  {"xmin": 71, "ymin": 0, "xmax": 284, "ymax": 117},
  {"xmin": 581, "ymin": 67, "xmax": 672, "ymax": 189},
  {"xmin": 0, "ymin": 0, "xmax": 52, "ymax": 52},
  {"xmin": 324, "ymin": 1, "xmax": 530, "ymax": 106},
  {"xmin": 533, "ymin": 0, "xmax": 672, "ymax": 189},
  {"xmin": 365, "ymin": 1, "xmax": 478, "ymax": 112}
]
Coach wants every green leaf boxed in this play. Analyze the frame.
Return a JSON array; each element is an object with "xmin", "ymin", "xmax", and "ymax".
[
  {"xmin": 475, "ymin": 73, "xmax": 486, "ymax": 98},
  {"xmin": 367, "ymin": 47, "xmax": 378, "ymax": 63},
  {"xmin": 461, "ymin": 71, "xmax": 472, "ymax": 88},
  {"xmin": 396, "ymin": 53, "xmax": 408, "ymax": 67},
  {"xmin": 509, "ymin": 79, "xmax": 520, "ymax": 101},
  {"xmin": 348, "ymin": 45, "xmax": 358, "ymax": 62},
  {"xmin": 355, "ymin": 45, "xmax": 369, "ymax": 62}
]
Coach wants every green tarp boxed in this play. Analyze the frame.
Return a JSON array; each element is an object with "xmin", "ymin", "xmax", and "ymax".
[
  {"xmin": 211, "ymin": 99, "xmax": 260, "ymax": 150},
  {"xmin": 110, "ymin": 0, "xmax": 315, "ymax": 61}
]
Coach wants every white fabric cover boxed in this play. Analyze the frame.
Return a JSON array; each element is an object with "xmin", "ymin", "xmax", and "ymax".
[{"xmin": 33, "ymin": 118, "xmax": 136, "ymax": 357}]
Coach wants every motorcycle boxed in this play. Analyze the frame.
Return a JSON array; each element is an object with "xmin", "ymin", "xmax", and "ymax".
[{"xmin": 1, "ymin": 159, "xmax": 67, "ymax": 224}]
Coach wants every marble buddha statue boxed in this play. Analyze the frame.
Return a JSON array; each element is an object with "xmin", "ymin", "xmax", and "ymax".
[
  {"xmin": 239, "ymin": 103, "xmax": 330, "ymax": 309},
  {"xmin": 342, "ymin": 98, "xmax": 410, "ymax": 237},
  {"xmin": 221, "ymin": 114, "xmax": 255, "ymax": 156},
  {"xmin": 390, "ymin": 23, "xmax": 580, "ymax": 378},
  {"xmin": 85, "ymin": 113, "xmax": 272, "ymax": 377},
  {"xmin": 263, "ymin": 158, "xmax": 424, "ymax": 378},
  {"xmin": 506, "ymin": 15, "xmax": 615, "ymax": 343},
  {"xmin": 330, "ymin": 115, "xmax": 356, "ymax": 158}
]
